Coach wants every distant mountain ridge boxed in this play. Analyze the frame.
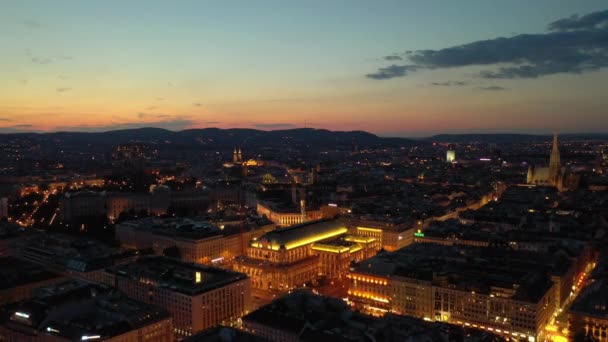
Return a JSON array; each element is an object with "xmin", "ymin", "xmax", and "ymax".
[
  {"xmin": 0, "ymin": 127, "xmax": 413, "ymax": 149},
  {"xmin": 1, "ymin": 128, "xmax": 605, "ymax": 147},
  {"xmin": 428, "ymin": 133, "xmax": 608, "ymax": 143}
]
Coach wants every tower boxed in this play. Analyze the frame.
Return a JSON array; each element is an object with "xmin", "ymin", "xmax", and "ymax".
[
  {"xmin": 233, "ymin": 148, "xmax": 239, "ymax": 163},
  {"xmin": 548, "ymin": 132, "xmax": 561, "ymax": 186},
  {"xmin": 527, "ymin": 165, "xmax": 535, "ymax": 184},
  {"xmin": 237, "ymin": 147, "xmax": 243, "ymax": 163},
  {"xmin": 299, "ymin": 187, "xmax": 306, "ymax": 222},
  {"xmin": 446, "ymin": 145, "xmax": 456, "ymax": 163}
]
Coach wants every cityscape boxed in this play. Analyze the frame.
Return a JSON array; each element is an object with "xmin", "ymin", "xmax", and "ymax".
[{"xmin": 1, "ymin": 2, "xmax": 608, "ymax": 342}]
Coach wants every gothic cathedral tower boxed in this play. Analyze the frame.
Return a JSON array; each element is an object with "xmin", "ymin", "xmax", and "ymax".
[{"xmin": 548, "ymin": 132, "xmax": 561, "ymax": 186}]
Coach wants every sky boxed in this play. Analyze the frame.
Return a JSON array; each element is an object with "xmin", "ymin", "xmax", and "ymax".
[{"xmin": 1, "ymin": 0, "xmax": 607, "ymax": 137}]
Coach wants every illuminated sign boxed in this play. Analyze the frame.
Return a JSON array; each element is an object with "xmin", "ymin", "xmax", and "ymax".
[
  {"xmin": 195, "ymin": 271, "xmax": 202, "ymax": 283},
  {"xmin": 414, "ymin": 229, "xmax": 425, "ymax": 238}
]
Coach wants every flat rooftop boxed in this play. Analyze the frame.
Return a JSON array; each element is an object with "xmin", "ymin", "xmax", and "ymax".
[
  {"xmin": 569, "ymin": 278, "xmax": 608, "ymax": 320},
  {"xmin": 109, "ymin": 256, "xmax": 248, "ymax": 296},
  {"xmin": 353, "ymin": 243, "xmax": 559, "ymax": 303},
  {"xmin": 117, "ymin": 217, "xmax": 222, "ymax": 240},
  {"xmin": 0, "ymin": 257, "xmax": 63, "ymax": 291},
  {"xmin": 2, "ymin": 280, "xmax": 170, "ymax": 341}
]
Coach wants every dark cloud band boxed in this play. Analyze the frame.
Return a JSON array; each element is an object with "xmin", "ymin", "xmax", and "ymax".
[{"xmin": 367, "ymin": 9, "xmax": 608, "ymax": 80}]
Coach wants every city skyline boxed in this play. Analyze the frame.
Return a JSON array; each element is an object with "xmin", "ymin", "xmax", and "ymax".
[{"xmin": 1, "ymin": 1, "xmax": 608, "ymax": 136}]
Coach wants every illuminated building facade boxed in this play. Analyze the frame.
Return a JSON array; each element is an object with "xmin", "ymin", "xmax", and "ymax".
[
  {"xmin": 527, "ymin": 133, "xmax": 580, "ymax": 191},
  {"xmin": 0, "ymin": 280, "xmax": 173, "ymax": 342},
  {"xmin": 347, "ymin": 219, "xmax": 416, "ymax": 251},
  {"xmin": 256, "ymin": 201, "xmax": 322, "ymax": 227},
  {"xmin": 106, "ymin": 256, "xmax": 251, "ymax": 339},
  {"xmin": 312, "ymin": 235, "xmax": 379, "ymax": 279},
  {"xmin": 347, "ymin": 244, "xmax": 561, "ymax": 341},
  {"xmin": 446, "ymin": 149, "xmax": 456, "ymax": 163},
  {"xmin": 234, "ymin": 220, "xmax": 379, "ymax": 290}
]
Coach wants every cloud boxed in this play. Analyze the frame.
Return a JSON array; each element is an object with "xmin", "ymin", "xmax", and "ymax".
[
  {"xmin": 0, "ymin": 118, "xmax": 12, "ymax": 122},
  {"xmin": 56, "ymin": 117, "xmax": 195, "ymax": 132},
  {"xmin": 548, "ymin": 9, "xmax": 608, "ymax": 31},
  {"xmin": 0, "ymin": 124, "xmax": 37, "ymax": 133},
  {"xmin": 367, "ymin": 9, "xmax": 608, "ymax": 80},
  {"xmin": 366, "ymin": 64, "xmax": 423, "ymax": 80},
  {"xmin": 204, "ymin": 121, "xmax": 220, "ymax": 124},
  {"xmin": 193, "ymin": 103, "xmax": 203, "ymax": 107},
  {"xmin": 253, "ymin": 123, "xmax": 296, "ymax": 129},
  {"xmin": 22, "ymin": 20, "xmax": 42, "ymax": 29},
  {"xmin": 430, "ymin": 81, "xmax": 468, "ymax": 86},
  {"xmin": 31, "ymin": 56, "xmax": 52, "ymax": 64},
  {"xmin": 478, "ymin": 86, "xmax": 507, "ymax": 91},
  {"xmin": 56, "ymin": 87, "xmax": 72, "ymax": 93},
  {"xmin": 138, "ymin": 113, "xmax": 173, "ymax": 119},
  {"xmin": 24, "ymin": 49, "xmax": 73, "ymax": 65},
  {"xmin": 384, "ymin": 55, "xmax": 403, "ymax": 61}
]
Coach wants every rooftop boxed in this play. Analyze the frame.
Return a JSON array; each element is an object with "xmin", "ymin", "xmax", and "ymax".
[
  {"xmin": 1, "ymin": 280, "xmax": 170, "ymax": 341},
  {"xmin": 251, "ymin": 219, "xmax": 348, "ymax": 251},
  {"xmin": 184, "ymin": 326, "xmax": 269, "ymax": 342},
  {"xmin": 117, "ymin": 217, "xmax": 222, "ymax": 240},
  {"xmin": 243, "ymin": 290, "xmax": 505, "ymax": 342},
  {"xmin": 353, "ymin": 243, "xmax": 559, "ymax": 303},
  {"xmin": 108, "ymin": 256, "xmax": 248, "ymax": 296},
  {"xmin": 0, "ymin": 257, "xmax": 63, "ymax": 291},
  {"xmin": 570, "ymin": 278, "xmax": 608, "ymax": 320}
]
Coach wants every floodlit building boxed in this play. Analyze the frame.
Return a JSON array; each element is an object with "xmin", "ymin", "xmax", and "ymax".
[
  {"xmin": 106, "ymin": 256, "xmax": 251, "ymax": 339},
  {"xmin": 347, "ymin": 218, "xmax": 417, "ymax": 252},
  {"xmin": 446, "ymin": 149, "xmax": 456, "ymax": 163},
  {"xmin": 256, "ymin": 201, "xmax": 323, "ymax": 227},
  {"xmin": 527, "ymin": 133, "xmax": 579, "ymax": 191},
  {"xmin": 241, "ymin": 290, "xmax": 504, "ymax": 342},
  {"xmin": 348, "ymin": 244, "xmax": 563, "ymax": 341},
  {"xmin": 234, "ymin": 220, "xmax": 379, "ymax": 290}
]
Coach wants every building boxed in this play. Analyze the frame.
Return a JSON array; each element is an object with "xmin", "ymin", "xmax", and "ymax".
[
  {"xmin": 115, "ymin": 217, "xmax": 274, "ymax": 264},
  {"xmin": 184, "ymin": 326, "xmax": 268, "ymax": 342},
  {"xmin": 0, "ymin": 257, "xmax": 65, "ymax": 305},
  {"xmin": 0, "ymin": 197, "xmax": 8, "ymax": 219},
  {"xmin": 241, "ymin": 290, "xmax": 505, "ymax": 342},
  {"xmin": 446, "ymin": 148, "xmax": 456, "ymax": 163},
  {"xmin": 106, "ymin": 256, "xmax": 251, "ymax": 339},
  {"xmin": 233, "ymin": 147, "xmax": 243, "ymax": 164},
  {"xmin": 234, "ymin": 220, "xmax": 379, "ymax": 291},
  {"xmin": 527, "ymin": 133, "xmax": 579, "ymax": 191},
  {"xmin": 348, "ymin": 244, "xmax": 564, "ymax": 341},
  {"xmin": 10, "ymin": 233, "xmax": 132, "ymax": 284},
  {"xmin": 256, "ymin": 201, "xmax": 323, "ymax": 227},
  {"xmin": 0, "ymin": 280, "xmax": 173, "ymax": 342},
  {"xmin": 347, "ymin": 218, "xmax": 417, "ymax": 252},
  {"xmin": 568, "ymin": 278, "xmax": 608, "ymax": 342}
]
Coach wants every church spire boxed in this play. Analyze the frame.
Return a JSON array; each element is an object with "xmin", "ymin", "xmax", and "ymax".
[{"xmin": 549, "ymin": 132, "xmax": 561, "ymax": 185}]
